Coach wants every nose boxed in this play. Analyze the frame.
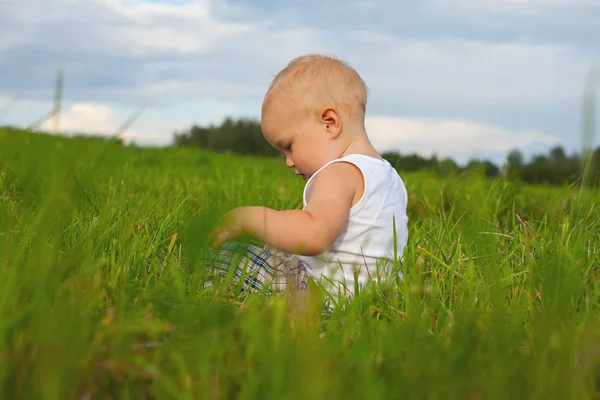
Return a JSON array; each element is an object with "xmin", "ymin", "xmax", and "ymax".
[{"xmin": 285, "ymin": 154, "xmax": 294, "ymax": 168}]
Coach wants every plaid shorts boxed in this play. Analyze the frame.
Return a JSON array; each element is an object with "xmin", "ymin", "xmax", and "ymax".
[{"xmin": 205, "ymin": 242, "xmax": 310, "ymax": 295}]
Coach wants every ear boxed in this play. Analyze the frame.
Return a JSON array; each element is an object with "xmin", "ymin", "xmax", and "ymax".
[{"xmin": 320, "ymin": 106, "xmax": 342, "ymax": 139}]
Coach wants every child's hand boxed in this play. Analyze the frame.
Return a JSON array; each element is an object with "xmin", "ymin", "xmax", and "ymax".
[
  {"xmin": 204, "ymin": 162, "xmax": 363, "ymax": 256},
  {"xmin": 208, "ymin": 207, "xmax": 247, "ymax": 249}
]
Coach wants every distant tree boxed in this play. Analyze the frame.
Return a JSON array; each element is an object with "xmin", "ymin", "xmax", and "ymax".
[
  {"xmin": 521, "ymin": 155, "xmax": 553, "ymax": 184},
  {"xmin": 549, "ymin": 145, "xmax": 566, "ymax": 162},
  {"xmin": 482, "ymin": 160, "xmax": 500, "ymax": 177},
  {"xmin": 507, "ymin": 149, "xmax": 523, "ymax": 166},
  {"xmin": 548, "ymin": 145, "xmax": 573, "ymax": 184},
  {"xmin": 381, "ymin": 152, "xmax": 443, "ymax": 173},
  {"xmin": 381, "ymin": 152, "xmax": 403, "ymax": 170},
  {"xmin": 506, "ymin": 149, "xmax": 524, "ymax": 179},
  {"xmin": 592, "ymin": 148, "xmax": 600, "ymax": 186},
  {"xmin": 173, "ymin": 117, "xmax": 278, "ymax": 157},
  {"xmin": 438, "ymin": 158, "xmax": 459, "ymax": 176},
  {"xmin": 465, "ymin": 159, "xmax": 500, "ymax": 178},
  {"xmin": 514, "ymin": 146, "xmax": 581, "ymax": 186}
]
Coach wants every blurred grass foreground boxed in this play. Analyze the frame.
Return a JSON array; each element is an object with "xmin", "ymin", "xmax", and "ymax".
[{"xmin": 1, "ymin": 127, "xmax": 600, "ymax": 399}]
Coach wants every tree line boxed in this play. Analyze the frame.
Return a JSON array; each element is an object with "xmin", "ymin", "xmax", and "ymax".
[
  {"xmin": 173, "ymin": 117, "xmax": 600, "ymax": 186},
  {"xmin": 173, "ymin": 117, "xmax": 279, "ymax": 157}
]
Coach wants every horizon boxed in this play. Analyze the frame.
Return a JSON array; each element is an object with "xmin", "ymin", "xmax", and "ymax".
[{"xmin": 3, "ymin": 123, "xmax": 588, "ymax": 171}]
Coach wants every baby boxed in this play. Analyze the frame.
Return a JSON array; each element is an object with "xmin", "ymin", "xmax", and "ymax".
[{"xmin": 208, "ymin": 54, "xmax": 409, "ymax": 297}]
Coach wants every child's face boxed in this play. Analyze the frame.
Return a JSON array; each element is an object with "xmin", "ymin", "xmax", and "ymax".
[{"xmin": 262, "ymin": 103, "xmax": 337, "ymax": 181}]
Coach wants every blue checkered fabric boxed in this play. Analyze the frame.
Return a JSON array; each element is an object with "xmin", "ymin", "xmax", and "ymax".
[{"xmin": 205, "ymin": 242, "xmax": 309, "ymax": 294}]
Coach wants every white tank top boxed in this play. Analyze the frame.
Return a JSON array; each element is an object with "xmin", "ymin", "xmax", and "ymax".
[{"xmin": 297, "ymin": 154, "xmax": 409, "ymax": 294}]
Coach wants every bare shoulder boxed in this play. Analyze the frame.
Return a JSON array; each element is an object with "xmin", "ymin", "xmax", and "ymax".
[{"xmin": 309, "ymin": 161, "xmax": 365, "ymax": 206}]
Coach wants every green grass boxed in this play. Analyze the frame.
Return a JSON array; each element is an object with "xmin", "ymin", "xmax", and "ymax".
[{"xmin": 1, "ymin": 127, "xmax": 599, "ymax": 399}]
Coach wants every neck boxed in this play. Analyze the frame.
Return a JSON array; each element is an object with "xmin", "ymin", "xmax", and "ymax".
[{"xmin": 339, "ymin": 124, "xmax": 382, "ymax": 160}]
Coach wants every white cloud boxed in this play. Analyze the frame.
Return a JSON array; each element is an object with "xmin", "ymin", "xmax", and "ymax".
[
  {"xmin": 87, "ymin": 0, "xmax": 257, "ymax": 55},
  {"xmin": 365, "ymin": 115, "xmax": 558, "ymax": 162},
  {"xmin": 36, "ymin": 101, "xmax": 235, "ymax": 146},
  {"xmin": 0, "ymin": 0, "xmax": 593, "ymax": 108},
  {"xmin": 41, "ymin": 103, "xmax": 117, "ymax": 132},
  {"xmin": 0, "ymin": 0, "xmax": 328, "ymax": 103},
  {"xmin": 38, "ymin": 103, "xmax": 140, "ymax": 143},
  {"xmin": 0, "ymin": 0, "xmax": 260, "ymax": 59},
  {"xmin": 347, "ymin": 35, "xmax": 588, "ymax": 106}
]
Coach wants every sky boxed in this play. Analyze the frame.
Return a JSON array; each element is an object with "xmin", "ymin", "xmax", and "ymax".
[{"xmin": 0, "ymin": 0, "xmax": 599, "ymax": 165}]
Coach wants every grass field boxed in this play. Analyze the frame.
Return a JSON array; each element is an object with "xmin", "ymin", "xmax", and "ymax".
[{"xmin": 1, "ymin": 127, "xmax": 599, "ymax": 399}]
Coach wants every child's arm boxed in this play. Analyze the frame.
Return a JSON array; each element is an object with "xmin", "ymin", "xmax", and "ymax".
[{"xmin": 209, "ymin": 162, "xmax": 363, "ymax": 256}]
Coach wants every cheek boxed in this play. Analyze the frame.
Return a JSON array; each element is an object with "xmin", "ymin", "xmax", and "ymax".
[{"xmin": 300, "ymin": 153, "xmax": 319, "ymax": 170}]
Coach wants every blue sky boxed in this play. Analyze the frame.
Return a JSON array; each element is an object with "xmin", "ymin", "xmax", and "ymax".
[{"xmin": 0, "ymin": 0, "xmax": 598, "ymax": 165}]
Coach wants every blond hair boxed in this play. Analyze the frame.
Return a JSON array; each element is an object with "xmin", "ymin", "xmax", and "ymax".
[{"xmin": 262, "ymin": 54, "xmax": 368, "ymax": 122}]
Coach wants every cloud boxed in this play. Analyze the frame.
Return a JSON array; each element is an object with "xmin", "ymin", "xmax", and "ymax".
[
  {"xmin": 424, "ymin": 0, "xmax": 600, "ymax": 52},
  {"xmin": 83, "ymin": 0, "xmax": 256, "ymax": 56},
  {"xmin": 0, "ymin": 0, "xmax": 593, "ymax": 108},
  {"xmin": 348, "ymin": 36, "xmax": 589, "ymax": 107},
  {"xmin": 38, "ymin": 103, "xmax": 141, "ymax": 144},
  {"xmin": 365, "ymin": 116, "xmax": 559, "ymax": 163},
  {"xmin": 0, "ymin": 0, "xmax": 329, "ymax": 106},
  {"xmin": 36, "ymin": 101, "xmax": 237, "ymax": 146},
  {"xmin": 0, "ymin": 0, "xmax": 597, "ymax": 163}
]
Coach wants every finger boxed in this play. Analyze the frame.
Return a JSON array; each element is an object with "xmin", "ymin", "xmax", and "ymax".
[
  {"xmin": 207, "ymin": 229, "xmax": 220, "ymax": 249},
  {"xmin": 209, "ymin": 230, "xmax": 226, "ymax": 250}
]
